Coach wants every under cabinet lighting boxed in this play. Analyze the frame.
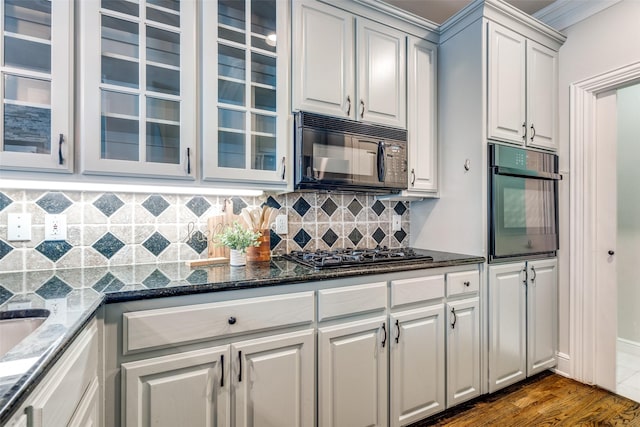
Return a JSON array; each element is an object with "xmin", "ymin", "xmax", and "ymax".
[{"xmin": 0, "ymin": 179, "xmax": 263, "ymax": 197}]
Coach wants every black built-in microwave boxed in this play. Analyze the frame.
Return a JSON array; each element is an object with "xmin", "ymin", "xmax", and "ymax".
[{"xmin": 293, "ymin": 112, "xmax": 408, "ymax": 193}]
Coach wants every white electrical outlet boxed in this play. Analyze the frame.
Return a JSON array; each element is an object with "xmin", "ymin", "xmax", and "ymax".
[
  {"xmin": 275, "ymin": 214, "xmax": 288, "ymax": 234},
  {"xmin": 45, "ymin": 214, "xmax": 67, "ymax": 241},
  {"xmin": 392, "ymin": 214, "xmax": 402, "ymax": 232},
  {"xmin": 7, "ymin": 213, "xmax": 32, "ymax": 241}
]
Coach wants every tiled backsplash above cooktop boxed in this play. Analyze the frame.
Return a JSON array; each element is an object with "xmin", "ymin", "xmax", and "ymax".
[{"xmin": 0, "ymin": 190, "xmax": 410, "ymax": 274}]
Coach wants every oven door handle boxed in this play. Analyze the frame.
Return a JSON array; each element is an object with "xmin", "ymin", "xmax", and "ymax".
[{"xmin": 493, "ymin": 166, "xmax": 562, "ymax": 181}]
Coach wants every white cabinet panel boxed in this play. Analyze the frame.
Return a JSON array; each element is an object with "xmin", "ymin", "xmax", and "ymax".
[
  {"xmin": 318, "ymin": 316, "xmax": 388, "ymax": 427},
  {"xmin": 68, "ymin": 377, "xmax": 100, "ymax": 427},
  {"xmin": 292, "ymin": 0, "xmax": 354, "ymax": 119},
  {"xmin": 121, "ymin": 346, "xmax": 230, "ymax": 427},
  {"xmin": 233, "ymin": 329, "xmax": 315, "ymax": 427},
  {"xmin": 357, "ymin": 19, "xmax": 406, "ymax": 128},
  {"xmin": 488, "ymin": 262, "xmax": 527, "ymax": 393},
  {"xmin": 390, "ymin": 305, "xmax": 445, "ymax": 426},
  {"xmin": 487, "ymin": 22, "xmax": 526, "ymax": 145},
  {"xmin": 526, "ymin": 41, "xmax": 558, "ymax": 151},
  {"xmin": 527, "ymin": 258, "xmax": 558, "ymax": 376},
  {"xmin": 446, "ymin": 297, "xmax": 480, "ymax": 407},
  {"xmin": 406, "ymin": 36, "xmax": 438, "ymax": 194}
]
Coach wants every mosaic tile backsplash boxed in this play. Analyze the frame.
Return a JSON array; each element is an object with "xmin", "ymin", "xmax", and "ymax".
[{"xmin": 0, "ymin": 190, "xmax": 410, "ymax": 274}]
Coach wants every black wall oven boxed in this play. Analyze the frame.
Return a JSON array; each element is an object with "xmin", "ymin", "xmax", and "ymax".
[{"xmin": 489, "ymin": 144, "xmax": 561, "ymax": 263}]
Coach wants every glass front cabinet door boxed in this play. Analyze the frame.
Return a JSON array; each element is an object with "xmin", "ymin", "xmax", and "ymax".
[
  {"xmin": 0, "ymin": 0, "xmax": 73, "ymax": 173},
  {"xmin": 202, "ymin": 0, "xmax": 289, "ymax": 187},
  {"xmin": 79, "ymin": 0, "xmax": 196, "ymax": 178}
]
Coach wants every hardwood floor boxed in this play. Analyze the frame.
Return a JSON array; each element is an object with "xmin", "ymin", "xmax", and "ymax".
[{"xmin": 411, "ymin": 371, "xmax": 640, "ymax": 426}]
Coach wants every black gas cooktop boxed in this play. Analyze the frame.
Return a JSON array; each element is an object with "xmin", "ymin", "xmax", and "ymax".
[{"xmin": 284, "ymin": 247, "xmax": 433, "ymax": 269}]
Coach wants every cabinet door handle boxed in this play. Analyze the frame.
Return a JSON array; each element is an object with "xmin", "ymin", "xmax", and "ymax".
[
  {"xmin": 220, "ymin": 354, "xmax": 224, "ymax": 387},
  {"xmin": 346, "ymin": 95, "xmax": 351, "ymax": 116},
  {"xmin": 281, "ymin": 156, "xmax": 286, "ymax": 180},
  {"xmin": 410, "ymin": 168, "xmax": 416, "ymax": 186},
  {"xmin": 522, "ymin": 267, "xmax": 527, "ymax": 285},
  {"xmin": 450, "ymin": 307, "xmax": 457, "ymax": 329},
  {"xmin": 238, "ymin": 351, "xmax": 242, "ymax": 382},
  {"xmin": 522, "ymin": 122, "xmax": 527, "ymax": 141},
  {"xmin": 58, "ymin": 134, "xmax": 64, "ymax": 165},
  {"xmin": 187, "ymin": 147, "xmax": 191, "ymax": 174},
  {"xmin": 381, "ymin": 322, "xmax": 387, "ymax": 348},
  {"xmin": 530, "ymin": 124, "xmax": 536, "ymax": 142},
  {"xmin": 530, "ymin": 265, "xmax": 536, "ymax": 283},
  {"xmin": 395, "ymin": 319, "xmax": 400, "ymax": 343},
  {"xmin": 360, "ymin": 99, "xmax": 365, "ymax": 118}
]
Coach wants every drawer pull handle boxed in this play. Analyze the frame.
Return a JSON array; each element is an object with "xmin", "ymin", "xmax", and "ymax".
[
  {"xmin": 381, "ymin": 322, "xmax": 387, "ymax": 348},
  {"xmin": 220, "ymin": 354, "xmax": 224, "ymax": 388},
  {"xmin": 238, "ymin": 351, "xmax": 242, "ymax": 382},
  {"xmin": 451, "ymin": 307, "xmax": 457, "ymax": 329},
  {"xmin": 463, "ymin": 281, "xmax": 470, "ymax": 287},
  {"xmin": 228, "ymin": 316, "xmax": 237, "ymax": 325}
]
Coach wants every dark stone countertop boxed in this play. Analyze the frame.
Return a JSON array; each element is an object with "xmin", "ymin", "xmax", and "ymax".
[{"xmin": 0, "ymin": 249, "xmax": 484, "ymax": 423}]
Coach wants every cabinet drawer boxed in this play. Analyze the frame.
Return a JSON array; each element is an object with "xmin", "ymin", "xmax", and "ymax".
[
  {"xmin": 390, "ymin": 275, "xmax": 444, "ymax": 308},
  {"xmin": 318, "ymin": 282, "xmax": 387, "ymax": 321},
  {"xmin": 446, "ymin": 270, "xmax": 479, "ymax": 297},
  {"xmin": 123, "ymin": 291, "xmax": 314, "ymax": 354}
]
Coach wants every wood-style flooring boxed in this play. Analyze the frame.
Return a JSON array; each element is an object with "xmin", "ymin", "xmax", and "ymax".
[{"xmin": 411, "ymin": 371, "xmax": 640, "ymax": 426}]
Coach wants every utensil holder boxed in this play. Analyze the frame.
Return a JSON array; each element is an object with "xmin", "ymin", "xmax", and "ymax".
[{"xmin": 246, "ymin": 229, "xmax": 270, "ymax": 262}]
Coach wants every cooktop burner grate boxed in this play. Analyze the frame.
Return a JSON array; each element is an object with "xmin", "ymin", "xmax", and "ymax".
[{"xmin": 284, "ymin": 247, "xmax": 433, "ymax": 269}]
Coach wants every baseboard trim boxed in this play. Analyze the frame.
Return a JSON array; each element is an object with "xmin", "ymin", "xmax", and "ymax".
[
  {"xmin": 553, "ymin": 352, "xmax": 571, "ymax": 378},
  {"xmin": 617, "ymin": 338, "xmax": 640, "ymax": 357}
]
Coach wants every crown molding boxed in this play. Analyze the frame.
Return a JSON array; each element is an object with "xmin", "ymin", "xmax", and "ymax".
[{"xmin": 533, "ymin": 0, "xmax": 622, "ymax": 31}]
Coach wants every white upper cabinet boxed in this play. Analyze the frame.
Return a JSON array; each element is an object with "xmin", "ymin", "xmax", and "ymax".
[
  {"xmin": 292, "ymin": 0, "xmax": 406, "ymax": 129},
  {"xmin": 292, "ymin": 0, "xmax": 354, "ymax": 119},
  {"xmin": 0, "ymin": 0, "xmax": 73, "ymax": 173},
  {"xmin": 487, "ymin": 22, "xmax": 559, "ymax": 151},
  {"xmin": 79, "ymin": 0, "xmax": 196, "ymax": 178},
  {"xmin": 356, "ymin": 19, "xmax": 406, "ymax": 128},
  {"xmin": 526, "ymin": 41, "xmax": 558, "ymax": 151},
  {"xmin": 406, "ymin": 36, "xmax": 437, "ymax": 195},
  {"xmin": 487, "ymin": 23, "xmax": 526, "ymax": 145},
  {"xmin": 202, "ymin": 0, "xmax": 289, "ymax": 185}
]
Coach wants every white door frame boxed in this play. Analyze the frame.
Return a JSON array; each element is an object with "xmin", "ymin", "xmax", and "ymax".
[{"xmin": 569, "ymin": 61, "xmax": 640, "ymax": 385}]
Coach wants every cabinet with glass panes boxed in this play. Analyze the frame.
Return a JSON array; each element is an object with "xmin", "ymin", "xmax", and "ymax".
[
  {"xmin": 202, "ymin": 0, "xmax": 289, "ymax": 186},
  {"xmin": 0, "ymin": 0, "xmax": 73, "ymax": 173},
  {"xmin": 79, "ymin": 0, "xmax": 196, "ymax": 178}
]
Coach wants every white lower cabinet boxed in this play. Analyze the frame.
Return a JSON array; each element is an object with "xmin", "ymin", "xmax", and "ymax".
[
  {"xmin": 318, "ymin": 316, "xmax": 388, "ymax": 427},
  {"xmin": 233, "ymin": 330, "xmax": 315, "ymax": 427},
  {"xmin": 446, "ymin": 297, "xmax": 481, "ymax": 407},
  {"xmin": 121, "ymin": 331, "xmax": 314, "ymax": 427},
  {"xmin": 68, "ymin": 377, "xmax": 100, "ymax": 427},
  {"xmin": 390, "ymin": 305, "xmax": 445, "ymax": 426},
  {"xmin": 488, "ymin": 258, "xmax": 558, "ymax": 393},
  {"xmin": 122, "ymin": 345, "xmax": 229, "ymax": 427}
]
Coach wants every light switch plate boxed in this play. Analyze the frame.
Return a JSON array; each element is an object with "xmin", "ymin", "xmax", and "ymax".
[
  {"xmin": 275, "ymin": 214, "xmax": 288, "ymax": 234},
  {"xmin": 7, "ymin": 213, "xmax": 32, "ymax": 241}
]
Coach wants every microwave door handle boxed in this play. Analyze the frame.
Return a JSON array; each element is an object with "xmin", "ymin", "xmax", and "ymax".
[
  {"xmin": 493, "ymin": 166, "xmax": 562, "ymax": 181},
  {"xmin": 377, "ymin": 141, "xmax": 386, "ymax": 182}
]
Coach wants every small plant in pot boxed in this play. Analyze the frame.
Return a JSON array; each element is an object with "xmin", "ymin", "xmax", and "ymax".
[{"xmin": 213, "ymin": 222, "xmax": 261, "ymax": 267}]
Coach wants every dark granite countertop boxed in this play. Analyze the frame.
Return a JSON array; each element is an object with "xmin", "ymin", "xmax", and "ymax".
[{"xmin": 0, "ymin": 249, "xmax": 484, "ymax": 423}]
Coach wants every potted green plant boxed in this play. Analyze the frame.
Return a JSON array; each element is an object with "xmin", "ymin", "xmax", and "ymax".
[{"xmin": 213, "ymin": 222, "xmax": 261, "ymax": 267}]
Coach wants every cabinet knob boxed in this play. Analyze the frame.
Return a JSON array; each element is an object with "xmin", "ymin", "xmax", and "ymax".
[
  {"xmin": 463, "ymin": 281, "xmax": 470, "ymax": 287},
  {"xmin": 608, "ymin": 250, "xmax": 615, "ymax": 256},
  {"xmin": 228, "ymin": 316, "xmax": 237, "ymax": 325}
]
